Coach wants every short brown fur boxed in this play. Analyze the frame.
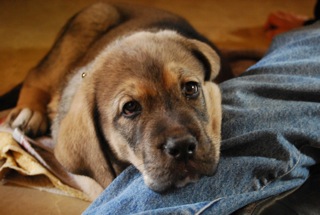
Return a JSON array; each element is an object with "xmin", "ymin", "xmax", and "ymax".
[{"xmin": 6, "ymin": 2, "xmax": 223, "ymax": 196}]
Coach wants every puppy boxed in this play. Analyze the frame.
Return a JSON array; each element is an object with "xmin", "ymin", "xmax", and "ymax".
[{"xmin": 5, "ymin": 2, "xmax": 224, "ymax": 192}]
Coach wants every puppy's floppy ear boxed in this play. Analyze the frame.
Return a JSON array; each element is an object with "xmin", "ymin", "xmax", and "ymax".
[
  {"xmin": 53, "ymin": 80, "xmax": 115, "ymax": 187},
  {"xmin": 189, "ymin": 39, "xmax": 221, "ymax": 81}
]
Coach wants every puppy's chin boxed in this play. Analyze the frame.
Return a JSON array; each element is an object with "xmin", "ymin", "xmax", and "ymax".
[
  {"xmin": 174, "ymin": 174, "xmax": 200, "ymax": 188},
  {"xmin": 142, "ymin": 165, "xmax": 217, "ymax": 192},
  {"xmin": 143, "ymin": 174, "xmax": 201, "ymax": 192},
  {"xmin": 143, "ymin": 175, "xmax": 173, "ymax": 192}
]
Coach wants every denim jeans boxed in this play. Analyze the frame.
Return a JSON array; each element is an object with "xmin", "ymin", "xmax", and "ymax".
[{"xmin": 84, "ymin": 22, "xmax": 320, "ymax": 215}]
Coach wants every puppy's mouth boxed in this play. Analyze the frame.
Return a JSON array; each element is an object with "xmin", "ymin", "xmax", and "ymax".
[
  {"xmin": 174, "ymin": 166, "xmax": 201, "ymax": 188},
  {"xmin": 131, "ymin": 116, "xmax": 220, "ymax": 192},
  {"xmin": 142, "ymin": 159, "xmax": 218, "ymax": 192}
]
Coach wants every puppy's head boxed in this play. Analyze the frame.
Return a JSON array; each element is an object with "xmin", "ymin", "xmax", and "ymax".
[{"xmin": 54, "ymin": 30, "xmax": 222, "ymax": 192}]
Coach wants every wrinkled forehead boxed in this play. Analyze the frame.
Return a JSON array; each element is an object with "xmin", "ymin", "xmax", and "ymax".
[
  {"xmin": 112, "ymin": 62, "xmax": 201, "ymax": 99},
  {"xmin": 94, "ymin": 31, "xmax": 206, "ymax": 99},
  {"xmin": 103, "ymin": 31, "xmax": 206, "ymax": 78}
]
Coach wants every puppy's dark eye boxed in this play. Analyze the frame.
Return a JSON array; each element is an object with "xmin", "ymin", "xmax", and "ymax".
[
  {"xmin": 183, "ymin": 81, "xmax": 199, "ymax": 99},
  {"xmin": 122, "ymin": 101, "xmax": 142, "ymax": 118}
]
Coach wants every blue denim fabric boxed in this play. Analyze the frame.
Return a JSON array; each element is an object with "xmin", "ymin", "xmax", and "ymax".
[{"xmin": 84, "ymin": 23, "xmax": 320, "ymax": 215}]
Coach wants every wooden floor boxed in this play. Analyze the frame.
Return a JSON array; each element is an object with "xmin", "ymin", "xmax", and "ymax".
[{"xmin": 0, "ymin": 0, "xmax": 315, "ymax": 95}]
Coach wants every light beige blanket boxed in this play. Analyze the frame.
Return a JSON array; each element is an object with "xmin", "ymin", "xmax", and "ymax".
[{"xmin": 0, "ymin": 127, "xmax": 103, "ymax": 201}]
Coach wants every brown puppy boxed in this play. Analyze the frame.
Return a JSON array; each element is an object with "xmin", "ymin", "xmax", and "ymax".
[{"xmin": 6, "ymin": 2, "xmax": 223, "ymax": 192}]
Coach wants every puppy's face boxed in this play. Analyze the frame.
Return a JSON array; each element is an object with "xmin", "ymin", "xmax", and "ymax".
[{"xmin": 93, "ymin": 31, "xmax": 222, "ymax": 191}]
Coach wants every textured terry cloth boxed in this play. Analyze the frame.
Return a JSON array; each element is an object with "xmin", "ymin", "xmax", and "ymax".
[{"xmin": 84, "ymin": 22, "xmax": 320, "ymax": 215}]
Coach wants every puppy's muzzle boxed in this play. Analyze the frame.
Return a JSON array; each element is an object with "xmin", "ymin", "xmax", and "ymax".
[{"xmin": 163, "ymin": 135, "xmax": 197, "ymax": 161}]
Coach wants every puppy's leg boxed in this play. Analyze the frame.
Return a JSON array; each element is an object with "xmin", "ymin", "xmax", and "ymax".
[{"xmin": 6, "ymin": 3, "xmax": 120, "ymax": 136}]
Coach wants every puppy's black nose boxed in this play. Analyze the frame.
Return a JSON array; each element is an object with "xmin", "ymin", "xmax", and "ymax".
[{"xmin": 164, "ymin": 136, "xmax": 197, "ymax": 160}]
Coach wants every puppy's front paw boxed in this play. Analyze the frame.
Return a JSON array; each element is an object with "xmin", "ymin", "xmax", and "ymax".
[{"xmin": 5, "ymin": 107, "xmax": 48, "ymax": 137}]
